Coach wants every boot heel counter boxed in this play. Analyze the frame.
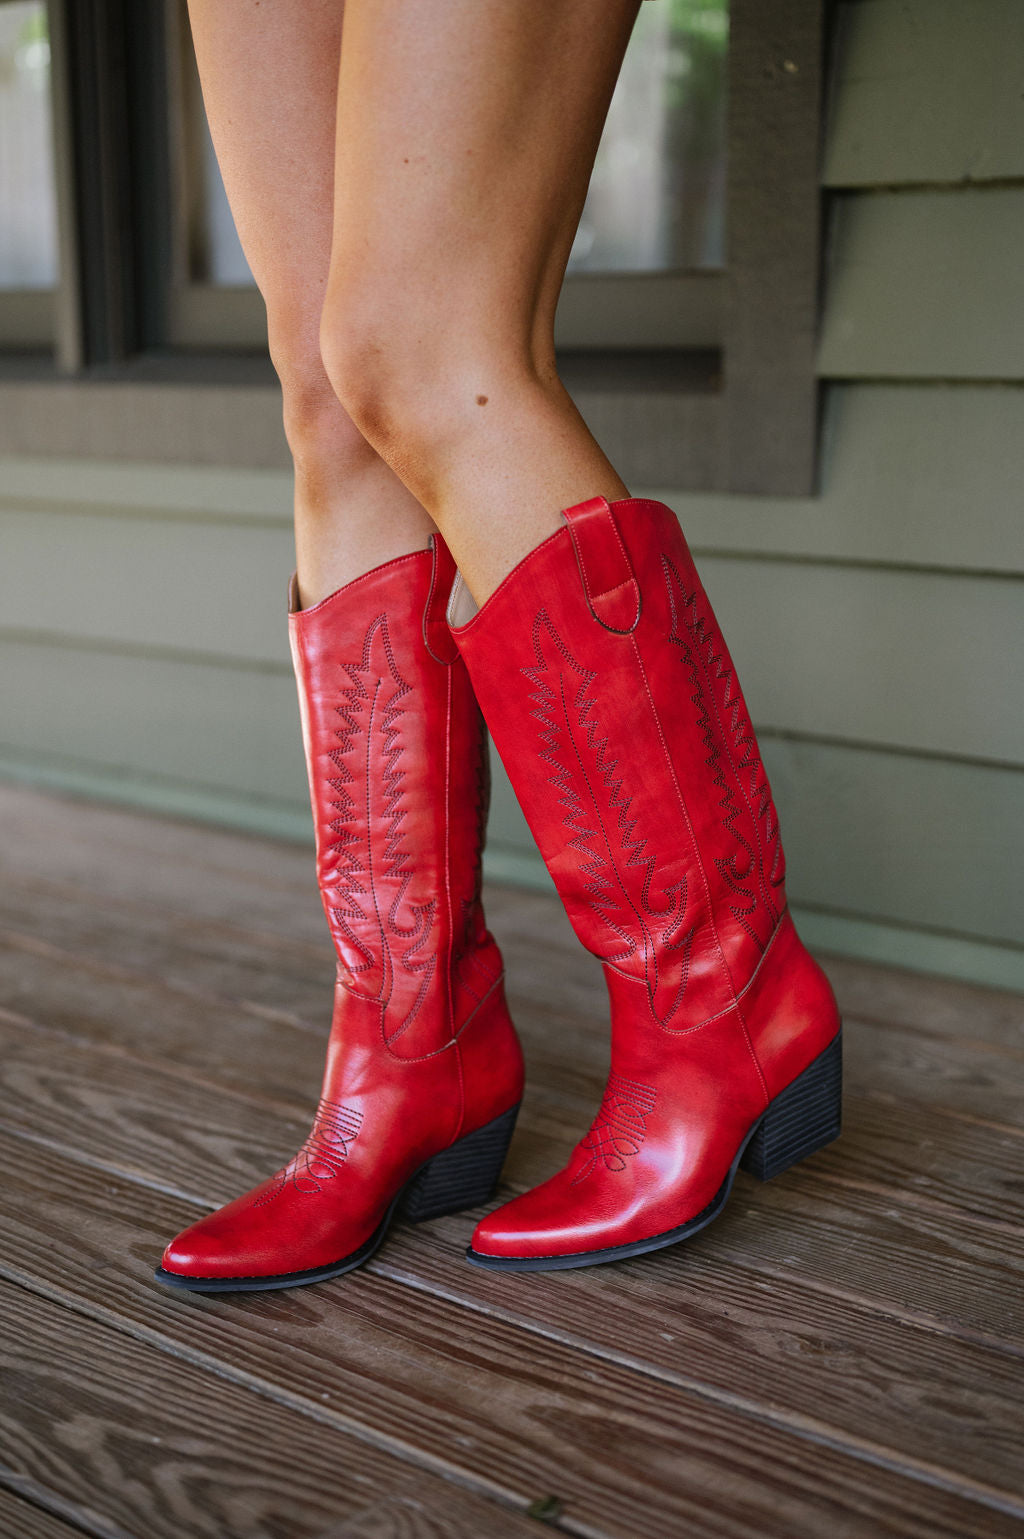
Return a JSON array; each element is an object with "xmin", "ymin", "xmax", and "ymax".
[
  {"xmin": 456, "ymin": 967, "xmax": 525, "ymax": 1135},
  {"xmin": 743, "ymin": 913, "xmax": 841, "ymax": 1100}
]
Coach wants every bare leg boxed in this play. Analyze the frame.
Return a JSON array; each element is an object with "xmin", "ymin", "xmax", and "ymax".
[
  {"xmin": 320, "ymin": 0, "xmax": 639, "ymax": 604},
  {"xmin": 186, "ymin": 0, "xmax": 434, "ymax": 605}
]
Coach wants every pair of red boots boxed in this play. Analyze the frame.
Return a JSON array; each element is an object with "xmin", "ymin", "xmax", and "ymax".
[{"xmin": 157, "ymin": 497, "xmax": 841, "ymax": 1290}]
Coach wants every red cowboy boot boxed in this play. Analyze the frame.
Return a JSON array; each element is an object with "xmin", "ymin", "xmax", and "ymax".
[
  {"xmin": 450, "ymin": 496, "xmax": 841, "ymax": 1270},
  {"xmin": 157, "ymin": 540, "xmax": 523, "ymax": 1291}
]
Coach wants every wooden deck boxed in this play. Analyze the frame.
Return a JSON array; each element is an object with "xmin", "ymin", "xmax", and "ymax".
[{"xmin": 0, "ymin": 782, "xmax": 1021, "ymax": 1539}]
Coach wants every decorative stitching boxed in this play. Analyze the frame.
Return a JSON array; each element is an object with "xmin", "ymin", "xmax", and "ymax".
[
  {"xmin": 572, "ymin": 1073, "xmax": 658, "ymax": 1183},
  {"xmin": 523, "ymin": 610, "xmax": 694, "ymax": 1026},
  {"xmin": 663, "ymin": 555, "xmax": 784, "ymax": 953},
  {"xmin": 253, "ymin": 1100, "xmax": 363, "ymax": 1204},
  {"xmin": 319, "ymin": 612, "xmax": 436, "ymax": 1043}
]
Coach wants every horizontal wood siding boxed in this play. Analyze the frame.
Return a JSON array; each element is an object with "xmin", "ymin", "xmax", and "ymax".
[
  {"xmin": 819, "ymin": 188, "xmax": 1024, "ymax": 379},
  {"xmin": 1, "ymin": 0, "xmax": 1022, "ymax": 988},
  {"xmin": 824, "ymin": 0, "xmax": 1024, "ymax": 187}
]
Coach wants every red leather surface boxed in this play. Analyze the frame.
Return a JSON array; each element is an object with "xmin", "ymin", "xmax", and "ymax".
[
  {"xmin": 453, "ymin": 498, "xmax": 839, "ymax": 1261},
  {"xmin": 162, "ymin": 542, "xmax": 523, "ymax": 1280}
]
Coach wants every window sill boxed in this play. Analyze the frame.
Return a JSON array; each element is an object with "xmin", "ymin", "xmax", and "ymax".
[{"xmin": 0, "ymin": 349, "xmax": 725, "ymax": 487}]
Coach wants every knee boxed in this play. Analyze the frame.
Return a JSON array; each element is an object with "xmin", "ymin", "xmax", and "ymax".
[
  {"xmin": 318, "ymin": 267, "xmax": 533, "ymax": 486},
  {"xmin": 266, "ymin": 306, "xmax": 377, "ymax": 480},
  {"xmin": 317, "ymin": 280, "xmax": 420, "ymax": 460}
]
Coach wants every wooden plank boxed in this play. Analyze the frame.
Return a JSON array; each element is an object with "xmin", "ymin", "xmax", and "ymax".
[
  {"xmin": 573, "ymin": 385, "xmax": 722, "ymax": 491},
  {"xmin": 0, "ymin": 454, "xmax": 293, "ymax": 521},
  {"xmin": 5, "ymin": 511, "xmax": 1023, "ymax": 765},
  {"xmin": 2, "ymin": 769, "xmax": 1022, "ymax": 1013},
  {"xmin": 0, "ymin": 1486, "xmax": 87, "ymax": 1539},
  {"xmin": 819, "ymin": 188, "xmax": 1024, "ymax": 380},
  {"xmin": 762, "ymin": 738, "xmax": 1024, "ymax": 950},
  {"xmin": 5, "ymin": 652, "xmax": 1022, "ymax": 958},
  {"xmin": 0, "ymin": 380, "xmax": 290, "ymax": 468},
  {"xmin": 824, "ymin": 1, "xmax": 1024, "ymax": 188},
  {"xmin": 0, "ymin": 873, "xmax": 336, "ymax": 1031},
  {"xmin": 2, "ymin": 868, "xmax": 1022, "ymax": 1124},
  {"xmin": 1, "ymin": 1134, "xmax": 1022, "ymax": 1536},
  {"xmin": 1, "ymin": 862, "xmax": 1021, "ymax": 1132},
  {"xmin": 0, "ymin": 767, "xmax": 1020, "ymax": 1053},
  {"xmin": 0, "ymin": 638, "xmax": 307, "ymax": 808},
  {"xmin": 659, "ymin": 385, "xmax": 1024, "ymax": 576},
  {"xmin": 697, "ymin": 559, "xmax": 1024, "ymax": 764},
  {"xmin": 0, "ymin": 377, "xmax": 721, "ymax": 492},
  {"xmin": 3, "ymin": 963, "xmax": 1022, "ymax": 1242},
  {"xmin": 0, "ymin": 991, "xmax": 1022, "ymax": 1344},
  {"xmin": 0, "ymin": 791, "xmax": 1022, "ymax": 1527},
  {"xmin": 0, "ymin": 939, "xmax": 327, "ymax": 1120},
  {"xmin": 0, "ymin": 783, "xmax": 321, "ymax": 933},
  {"xmin": 0, "ymin": 508, "xmax": 293, "ymax": 663},
  {"xmin": 823, "ymin": 951, "xmax": 1024, "ymax": 1049},
  {"xmin": 6, "ymin": 375, "xmax": 1024, "ymax": 573},
  {"xmin": 0, "ymin": 1278, "xmax": 543, "ymax": 1539}
]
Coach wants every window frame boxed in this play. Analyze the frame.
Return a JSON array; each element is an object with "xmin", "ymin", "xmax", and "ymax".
[{"xmin": 2, "ymin": 0, "xmax": 827, "ymax": 496}]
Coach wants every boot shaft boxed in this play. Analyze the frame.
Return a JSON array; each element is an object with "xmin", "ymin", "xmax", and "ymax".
[
  {"xmin": 289, "ymin": 541, "xmax": 497, "ymax": 1055},
  {"xmin": 451, "ymin": 496, "xmax": 790, "ymax": 1030}
]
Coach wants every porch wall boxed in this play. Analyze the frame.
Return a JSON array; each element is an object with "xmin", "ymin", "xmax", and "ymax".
[{"xmin": 1, "ymin": 0, "xmax": 1021, "ymax": 988}]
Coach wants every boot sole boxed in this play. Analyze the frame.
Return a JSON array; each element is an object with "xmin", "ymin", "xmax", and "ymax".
[
  {"xmin": 466, "ymin": 1030, "xmax": 842, "ymax": 1273},
  {"xmin": 154, "ymin": 1102, "xmax": 520, "ymax": 1294}
]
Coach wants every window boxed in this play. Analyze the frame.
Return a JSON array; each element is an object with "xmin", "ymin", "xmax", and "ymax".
[
  {"xmin": 2, "ymin": 0, "xmax": 826, "ymax": 495},
  {"xmin": 169, "ymin": 0, "xmax": 729, "ymax": 351},
  {"xmin": 0, "ymin": 0, "xmax": 58, "ymax": 345}
]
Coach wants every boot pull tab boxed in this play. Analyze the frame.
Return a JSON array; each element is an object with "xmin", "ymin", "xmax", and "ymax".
[
  {"xmin": 423, "ymin": 534, "xmax": 460, "ymax": 664},
  {"xmin": 563, "ymin": 496, "xmax": 641, "ymax": 634}
]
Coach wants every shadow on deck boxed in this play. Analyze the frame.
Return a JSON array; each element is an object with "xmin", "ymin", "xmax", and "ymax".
[{"xmin": 0, "ymin": 784, "xmax": 1021, "ymax": 1538}]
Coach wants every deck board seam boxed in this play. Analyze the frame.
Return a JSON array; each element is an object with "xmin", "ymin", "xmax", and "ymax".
[
  {"xmin": 4, "ymin": 995, "xmax": 1023, "ymax": 1240},
  {"xmin": 0, "ymin": 1467, "xmax": 131, "ymax": 1539},
  {"xmin": 0, "ymin": 1267, "xmax": 596, "ymax": 1539},
  {"xmin": 8, "ymin": 913, "xmax": 1023, "ymax": 1065},
  {"xmin": 3, "ymin": 1255, "xmax": 1023, "ymax": 1530},
  {"xmin": 3, "ymin": 1114, "xmax": 1016, "ymax": 1378},
  {"xmin": 364, "ymin": 1261, "xmax": 1024, "ymax": 1521},
  {"xmin": 3, "ymin": 1105, "xmax": 1023, "ymax": 1371}
]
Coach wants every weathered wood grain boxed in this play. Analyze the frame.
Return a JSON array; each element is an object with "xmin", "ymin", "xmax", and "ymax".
[
  {"xmin": 1, "ymin": 1135, "xmax": 1021, "ymax": 1538},
  {"xmin": 818, "ymin": 953, "xmax": 1024, "ymax": 1051},
  {"xmin": 0, "ymin": 1280, "xmax": 541, "ymax": 1539},
  {"xmin": 0, "ymin": 872, "xmax": 336, "ymax": 1031},
  {"xmin": 2, "ymin": 785, "xmax": 1024, "ymax": 1537},
  {"xmin": 2, "ymin": 902, "xmax": 1022, "ymax": 1228},
  {"xmin": 8, "ymin": 777, "xmax": 1020, "ymax": 1044},
  {"xmin": 0, "ymin": 784, "xmax": 322, "ymax": 936},
  {"xmin": 0, "ymin": 994, "xmax": 1022, "ymax": 1353},
  {"xmin": 2, "ymin": 949, "xmax": 1022, "ymax": 1252},
  {"xmin": 2, "ymin": 871, "xmax": 1022, "ymax": 1128},
  {"xmin": 0, "ymin": 1486, "xmax": 87, "ymax": 1539}
]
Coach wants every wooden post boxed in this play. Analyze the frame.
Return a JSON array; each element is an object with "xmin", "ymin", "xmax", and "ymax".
[{"xmin": 723, "ymin": 0, "xmax": 825, "ymax": 494}]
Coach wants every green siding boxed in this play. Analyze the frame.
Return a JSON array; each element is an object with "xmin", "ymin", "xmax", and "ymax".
[
  {"xmin": 825, "ymin": 0, "xmax": 1024, "ymax": 188},
  {"xmin": 657, "ymin": 383, "xmax": 1024, "ymax": 575},
  {"xmin": 0, "ymin": 636, "xmax": 303, "ymax": 805},
  {"xmin": 819, "ymin": 188, "xmax": 1024, "ymax": 379},
  {"xmin": 1, "ymin": 1, "xmax": 1022, "ymax": 990}
]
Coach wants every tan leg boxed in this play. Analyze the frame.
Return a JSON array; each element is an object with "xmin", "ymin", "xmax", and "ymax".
[
  {"xmin": 319, "ymin": 0, "xmax": 641, "ymax": 604},
  {"xmin": 186, "ymin": 0, "xmax": 434, "ymax": 605}
]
